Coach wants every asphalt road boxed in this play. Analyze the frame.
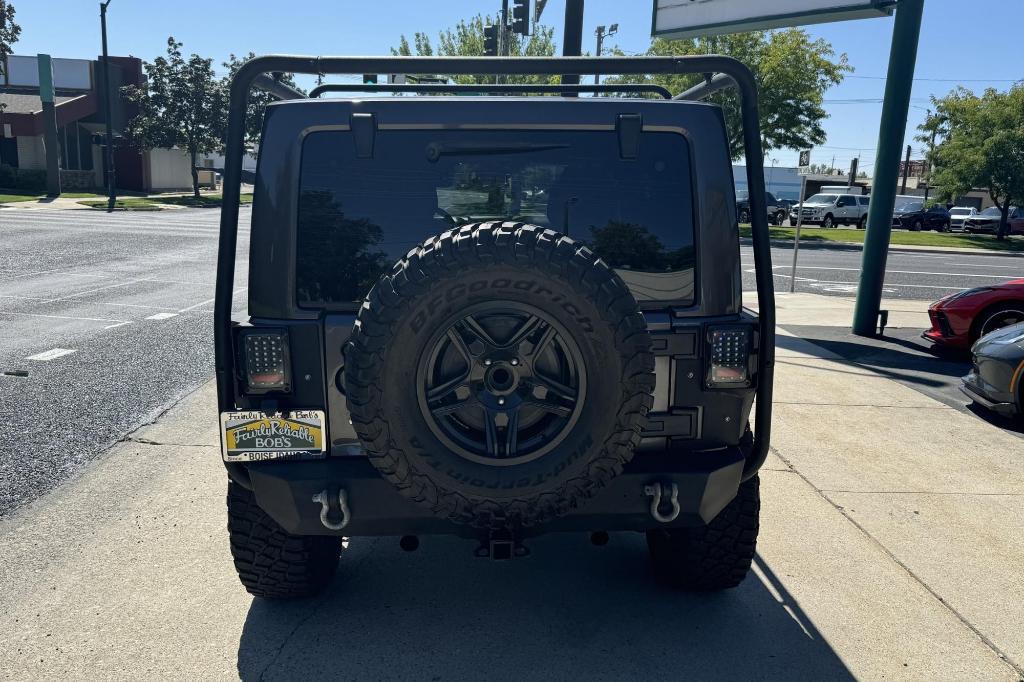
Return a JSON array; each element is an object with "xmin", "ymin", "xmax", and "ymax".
[
  {"xmin": 0, "ymin": 206, "xmax": 249, "ymax": 516},
  {"xmin": 741, "ymin": 241, "xmax": 1024, "ymax": 299},
  {"xmin": 2, "ymin": 208, "xmax": 1022, "ymax": 518}
]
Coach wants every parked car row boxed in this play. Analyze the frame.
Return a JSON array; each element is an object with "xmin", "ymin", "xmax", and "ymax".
[
  {"xmin": 740, "ymin": 188, "xmax": 1022, "ymax": 236},
  {"xmin": 923, "ymin": 279, "xmax": 1024, "ymax": 420}
]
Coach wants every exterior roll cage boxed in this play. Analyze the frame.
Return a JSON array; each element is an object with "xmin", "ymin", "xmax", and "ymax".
[
  {"xmin": 216, "ymin": 55, "xmax": 775, "ymax": 481},
  {"xmin": 308, "ymin": 82, "xmax": 673, "ymax": 99}
]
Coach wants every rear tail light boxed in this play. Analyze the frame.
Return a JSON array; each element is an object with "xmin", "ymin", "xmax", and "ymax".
[
  {"xmin": 706, "ymin": 326, "xmax": 753, "ymax": 388},
  {"xmin": 239, "ymin": 329, "xmax": 291, "ymax": 393}
]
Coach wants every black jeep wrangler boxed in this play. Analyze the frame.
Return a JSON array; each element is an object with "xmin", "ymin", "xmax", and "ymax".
[{"xmin": 215, "ymin": 56, "xmax": 775, "ymax": 598}]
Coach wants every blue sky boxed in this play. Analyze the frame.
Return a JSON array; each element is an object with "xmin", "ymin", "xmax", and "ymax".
[{"xmin": 10, "ymin": 0, "xmax": 1023, "ymax": 171}]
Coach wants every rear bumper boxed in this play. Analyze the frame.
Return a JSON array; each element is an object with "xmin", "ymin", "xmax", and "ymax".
[{"xmin": 241, "ymin": 448, "xmax": 747, "ymax": 538}]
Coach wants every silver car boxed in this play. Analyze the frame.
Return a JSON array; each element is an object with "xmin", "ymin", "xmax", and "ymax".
[{"xmin": 948, "ymin": 206, "xmax": 978, "ymax": 232}]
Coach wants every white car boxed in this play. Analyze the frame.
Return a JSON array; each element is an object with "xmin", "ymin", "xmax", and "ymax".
[
  {"xmin": 948, "ymin": 206, "xmax": 978, "ymax": 231},
  {"xmin": 789, "ymin": 193, "xmax": 870, "ymax": 229}
]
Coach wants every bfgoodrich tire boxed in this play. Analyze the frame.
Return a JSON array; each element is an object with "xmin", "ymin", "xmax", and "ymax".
[
  {"xmin": 227, "ymin": 481, "xmax": 342, "ymax": 599},
  {"xmin": 646, "ymin": 475, "xmax": 760, "ymax": 590},
  {"xmin": 344, "ymin": 222, "xmax": 654, "ymax": 530}
]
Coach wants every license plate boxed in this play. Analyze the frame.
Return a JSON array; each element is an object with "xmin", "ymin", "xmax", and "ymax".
[{"xmin": 220, "ymin": 410, "xmax": 327, "ymax": 462}]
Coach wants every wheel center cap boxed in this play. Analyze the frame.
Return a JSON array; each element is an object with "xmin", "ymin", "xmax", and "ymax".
[{"xmin": 484, "ymin": 363, "xmax": 519, "ymax": 395}]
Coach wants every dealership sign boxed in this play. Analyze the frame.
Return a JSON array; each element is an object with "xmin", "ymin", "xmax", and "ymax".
[{"xmin": 652, "ymin": 0, "xmax": 898, "ymax": 39}]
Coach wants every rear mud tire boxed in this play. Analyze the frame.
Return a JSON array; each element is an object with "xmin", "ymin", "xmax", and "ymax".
[
  {"xmin": 227, "ymin": 481, "xmax": 342, "ymax": 599},
  {"xmin": 646, "ymin": 475, "xmax": 760, "ymax": 591},
  {"xmin": 344, "ymin": 222, "xmax": 654, "ymax": 530}
]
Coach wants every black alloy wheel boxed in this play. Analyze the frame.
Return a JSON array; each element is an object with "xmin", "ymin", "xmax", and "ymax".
[{"xmin": 418, "ymin": 303, "xmax": 585, "ymax": 466}]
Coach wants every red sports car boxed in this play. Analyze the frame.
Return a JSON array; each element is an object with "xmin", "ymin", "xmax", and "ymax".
[{"xmin": 924, "ymin": 278, "xmax": 1024, "ymax": 350}]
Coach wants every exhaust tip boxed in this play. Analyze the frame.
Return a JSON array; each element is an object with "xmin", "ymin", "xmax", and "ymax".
[
  {"xmin": 590, "ymin": 531, "xmax": 609, "ymax": 546},
  {"xmin": 399, "ymin": 535, "xmax": 420, "ymax": 552}
]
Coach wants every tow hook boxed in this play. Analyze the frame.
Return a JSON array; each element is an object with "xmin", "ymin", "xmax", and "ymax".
[
  {"xmin": 644, "ymin": 481, "xmax": 681, "ymax": 523},
  {"xmin": 312, "ymin": 488, "xmax": 350, "ymax": 531}
]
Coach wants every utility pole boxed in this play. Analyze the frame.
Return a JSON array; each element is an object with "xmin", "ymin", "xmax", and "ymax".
[
  {"xmin": 923, "ymin": 124, "xmax": 936, "ymax": 203},
  {"xmin": 561, "ymin": 0, "xmax": 584, "ymax": 97},
  {"xmin": 100, "ymin": 0, "xmax": 117, "ymax": 212},
  {"xmin": 900, "ymin": 144, "xmax": 911, "ymax": 194},
  {"xmin": 852, "ymin": 0, "xmax": 925, "ymax": 337},
  {"xmin": 593, "ymin": 23, "xmax": 617, "ymax": 85}
]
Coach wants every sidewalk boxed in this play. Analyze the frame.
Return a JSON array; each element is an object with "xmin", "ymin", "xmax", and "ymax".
[{"xmin": 0, "ymin": 293, "xmax": 1021, "ymax": 680}]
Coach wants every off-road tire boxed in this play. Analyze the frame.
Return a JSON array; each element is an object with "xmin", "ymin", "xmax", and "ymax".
[
  {"xmin": 227, "ymin": 481, "xmax": 342, "ymax": 599},
  {"xmin": 345, "ymin": 221, "xmax": 654, "ymax": 530},
  {"xmin": 646, "ymin": 475, "xmax": 760, "ymax": 590}
]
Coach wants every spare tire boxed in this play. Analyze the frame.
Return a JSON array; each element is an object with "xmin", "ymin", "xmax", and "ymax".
[{"xmin": 344, "ymin": 222, "xmax": 654, "ymax": 529}]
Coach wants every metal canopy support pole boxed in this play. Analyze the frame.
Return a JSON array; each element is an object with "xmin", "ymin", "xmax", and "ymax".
[
  {"xmin": 852, "ymin": 0, "xmax": 925, "ymax": 336},
  {"xmin": 561, "ymin": 0, "xmax": 584, "ymax": 96}
]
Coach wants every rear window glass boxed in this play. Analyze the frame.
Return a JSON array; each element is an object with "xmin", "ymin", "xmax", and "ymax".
[{"xmin": 295, "ymin": 129, "xmax": 696, "ymax": 308}]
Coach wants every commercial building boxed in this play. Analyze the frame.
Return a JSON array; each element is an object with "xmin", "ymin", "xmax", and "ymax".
[{"xmin": 0, "ymin": 54, "xmax": 197, "ymax": 192}]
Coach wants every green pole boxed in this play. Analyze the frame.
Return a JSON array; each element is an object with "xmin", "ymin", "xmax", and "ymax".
[
  {"xmin": 37, "ymin": 54, "xmax": 62, "ymax": 197},
  {"xmin": 852, "ymin": 0, "xmax": 925, "ymax": 336}
]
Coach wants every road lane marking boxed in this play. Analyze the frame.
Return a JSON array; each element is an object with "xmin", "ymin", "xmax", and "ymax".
[
  {"xmin": 177, "ymin": 287, "xmax": 247, "ymax": 313},
  {"xmin": 0, "ymin": 294, "xmax": 175, "ymax": 310},
  {"xmin": 103, "ymin": 321, "xmax": 132, "ymax": 330},
  {"xmin": 773, "ymin": 265, "xmax": 1022, "ymax": 279},
  {"xmin": 146, "ymin": 312, "xmax": 179, "ymax": 320},
  {"xmin": 749, "ymin": 269, "xmax": 967, "ymax": 291},
  {"xmin": 0, "ymin": 268, "xmax": 107, "ymax": 278},
  {"xmin": 0, "ymin": 311, "xmax": 128, "ymax": 324},
  {"xmin": 25, "ymin": 348, "xmax": 77, "ymax": 361},
  {"xmin": 49, "ymin": 279, "xmax": 143, "ymax": 302}
]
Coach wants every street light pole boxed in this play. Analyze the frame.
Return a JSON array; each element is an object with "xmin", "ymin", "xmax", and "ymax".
[{"xmin": 100, "ymin": 0, "xmax": 116, "ymax": 212}]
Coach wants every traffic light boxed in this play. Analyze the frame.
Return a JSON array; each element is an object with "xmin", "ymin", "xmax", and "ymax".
[
  {"xmin": 362, "ymin": 74, "xmax": 378, "ymax": 85},
  {"xmin": 483, "ymin": 24, "xmax": 499, "ymax": 56},
  {"xmin": 512, "ymin": 0, "xmax": 530, "ymax": 36}
]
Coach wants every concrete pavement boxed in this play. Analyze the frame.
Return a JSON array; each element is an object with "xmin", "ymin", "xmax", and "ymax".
[{"xmin": 1, "ymin": 293, "xmax": 1022, "ymax": 680}]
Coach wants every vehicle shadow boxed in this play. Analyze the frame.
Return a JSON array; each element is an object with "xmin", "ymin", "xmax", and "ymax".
[
  {"xmin": 236, "ymin": 534, "xmax": 853, "ymax": 681},
  {"xmin": 775, "ymin": 329, "xmax": 965, "ymax": 388}
]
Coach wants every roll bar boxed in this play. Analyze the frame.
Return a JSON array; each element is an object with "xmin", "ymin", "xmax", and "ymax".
[
  {"xmin": 218, "ymin": 55, "xmax": 775, "ymax": 481},
  {"xmin": 308, "ymin": 82, "xmax": 673, "ymax": 99}
]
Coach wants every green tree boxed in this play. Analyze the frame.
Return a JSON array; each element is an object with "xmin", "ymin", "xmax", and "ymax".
[
  {"xmin": 922, "ymin": 86, "xmax": 1024, "ymax": 239},
  {"xmin": 223, "ymin": 53, "xmax": 304, "ymax": 148},
  {"xmin": 0, "ymin": 0, "xmax": 21, "ymax": 114},
  {"xmin": 607, "ymin": 30, "xmax": 851, "ymax": 160},
  {"xmin": 392, "ymin": 14, "xmax": 558, "ymax": 85},
  {"xmin": 122, "ymin": 37, "xmax": 226, "ymax": 198}
]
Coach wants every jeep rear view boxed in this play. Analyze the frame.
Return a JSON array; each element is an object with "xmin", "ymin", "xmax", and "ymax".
[{"xmin": 215, "ymin": 55, "xmax": 775, "ymax": 598}]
